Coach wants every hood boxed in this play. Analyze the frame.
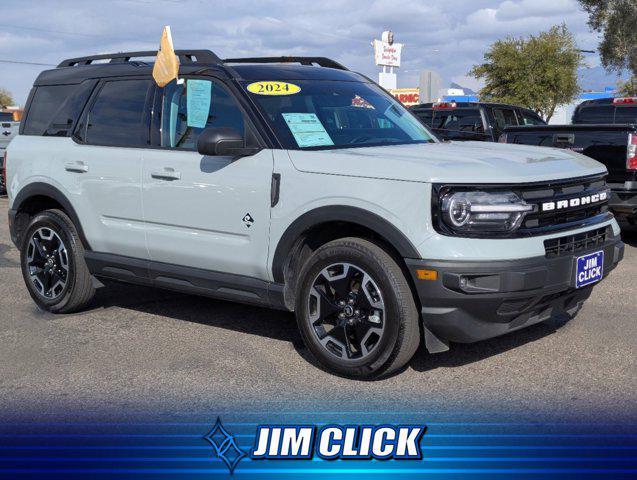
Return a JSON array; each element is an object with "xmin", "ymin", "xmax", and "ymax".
[{"xmin": 287, "ymin": 141, "xmax": 607, "ymax": 184}]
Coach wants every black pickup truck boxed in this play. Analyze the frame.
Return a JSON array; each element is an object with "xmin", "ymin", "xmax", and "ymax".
[
  {"xmin": 502, "ymin": 97, "xmax": 637, "ymax": 224},
  {"xmin": 410, "ymin": 101, "xmax": 546, "ymax": 142}
]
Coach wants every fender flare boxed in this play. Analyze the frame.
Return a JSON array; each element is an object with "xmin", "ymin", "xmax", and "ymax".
[
  {"xmin": 271, "ymin": 205, "xmax": 420, "ymax": 283},
  {"xmin": 12, "ymin": 182, "xmax": 91, "ymax": 250}
]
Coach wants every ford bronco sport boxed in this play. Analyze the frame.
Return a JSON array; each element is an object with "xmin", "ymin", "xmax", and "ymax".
[{"xmin": 6, "ymin": 50, "xmax": 625, "ymax": 378}]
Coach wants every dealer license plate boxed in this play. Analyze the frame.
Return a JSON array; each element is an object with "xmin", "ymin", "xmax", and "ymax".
[{"xmin": 575, "ymin": 251, "xmax": 604, "ymax": 288}]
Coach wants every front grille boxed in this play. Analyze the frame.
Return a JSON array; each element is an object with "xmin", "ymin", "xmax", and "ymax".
[
  {"xmin": 519, "ymin": 175, "xmax": 609, "ymax": 231},
  {"xmin": 544, "ymin": 226, "xmax": 609, "ymax": 258}
]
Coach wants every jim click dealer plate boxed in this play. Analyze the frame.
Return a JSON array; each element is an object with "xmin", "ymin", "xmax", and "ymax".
[{"xmin": 575, "ymin": 250, "xmax": 604, "ymax": 288}]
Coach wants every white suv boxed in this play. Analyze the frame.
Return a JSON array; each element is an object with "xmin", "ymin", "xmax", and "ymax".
[{"xmin": 6, "ymin": 50, "xmax": 624, "ymax": 378}]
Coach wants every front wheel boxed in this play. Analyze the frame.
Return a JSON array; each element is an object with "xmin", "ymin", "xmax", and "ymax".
[
  {"xmin": 20, "ymin": 209, "xmax": 95, "ymax": 313},
  {"xmin": 295, "ymin": 238, "xmax": 420, "ymax": 379}
]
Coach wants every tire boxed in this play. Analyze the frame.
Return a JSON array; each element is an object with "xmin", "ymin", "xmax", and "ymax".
[
  {"xmin": 295, "ymin": 237, "xmax": 420, "ymax": 379},
  {"xmin": 20, "ymin": 209, "xmax": 95, "ymax": 313}
]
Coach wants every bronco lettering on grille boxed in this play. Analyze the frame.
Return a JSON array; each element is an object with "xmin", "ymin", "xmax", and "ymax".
[{"xmin": 541, "ymin": 191, "xmax": 608, "ymax": 212}]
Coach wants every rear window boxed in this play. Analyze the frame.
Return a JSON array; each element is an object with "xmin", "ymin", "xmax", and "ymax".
[
  {"xmin": 23, "ymin": 85, "xmax": 77, "ymax": 135},
  {"xmin": 23, "ymin": 82, "xmax": 95, "ymax": 136},
  {"xmin": 0, "ymin": 112, "xmax": 14, "ymax": 122},
  {"xmin": 573, "ymin": 105, "xmax": 615, "ymax": 124}
]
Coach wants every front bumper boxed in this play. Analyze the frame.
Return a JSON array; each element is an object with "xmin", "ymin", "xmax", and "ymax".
[{"xmin": 406, "ymin": 230, "xmax": 624, "ymax": 352}]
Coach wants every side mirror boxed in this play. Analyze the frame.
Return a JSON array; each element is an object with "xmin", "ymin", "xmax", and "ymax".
[{"xmin": 197, "ymin": 127, "xmax": 261, "ymax": 157}]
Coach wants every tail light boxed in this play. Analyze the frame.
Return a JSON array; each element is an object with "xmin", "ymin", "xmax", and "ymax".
[
  {"xmin": 432, "ymin": 102, "xmax": 457, "ymax": 110},
  {"xmin": 628, "ymin": 133, "xmax": 637, "ymax": 170},
  {"xmin": 614, "ymin": 97, "xmax": 637, "ymax": 105},
  {"xmin": 498, "ymin": 133, "xmax": 508, "ymax": 143}
]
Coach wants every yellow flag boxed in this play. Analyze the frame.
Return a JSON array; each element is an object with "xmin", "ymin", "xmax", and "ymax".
[{"xmin": 152, "ymin": 26, "xmax": 180, "ymax": 87}]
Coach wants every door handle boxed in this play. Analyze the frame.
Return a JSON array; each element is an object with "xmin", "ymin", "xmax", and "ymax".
[
  {"xmin": 64, "ymin": 161, "xmax": 89, "ymax": 173},
  {"xmin": 151, "ymin": 168, "xmax": 181, "ymax": 180}
]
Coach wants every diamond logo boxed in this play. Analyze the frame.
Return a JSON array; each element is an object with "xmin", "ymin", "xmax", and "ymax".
[{"xmin": 204, "ymin": 417, "xmax": 247, "ymax": 474}]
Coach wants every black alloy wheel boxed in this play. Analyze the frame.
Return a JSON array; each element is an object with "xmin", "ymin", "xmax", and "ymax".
[
  {"xmin": 308, "ymin": 262, "xmax": 385, "ymax": 360},
  {"xmin": 295, "ymin": 237, "xmax": 420, "ymax": 379},
  {"xmin": 26, "ymin": 227, "xmax": 70, "ymax": 300}
]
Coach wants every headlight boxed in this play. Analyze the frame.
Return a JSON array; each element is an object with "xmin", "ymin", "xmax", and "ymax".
[{"xmin": 440, "ymin": 191, "xmax": 533, "ymax": 233}]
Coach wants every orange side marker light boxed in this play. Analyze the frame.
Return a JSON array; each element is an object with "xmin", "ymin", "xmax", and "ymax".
[{"xmin": 416, "ymin": 269, "xmax": 438, "ymax": 281}]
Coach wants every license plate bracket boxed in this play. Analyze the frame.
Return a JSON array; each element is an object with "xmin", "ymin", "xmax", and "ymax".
[{"xmin": 575, "ymin": 251, "xmax": 604, "ymax": 288}]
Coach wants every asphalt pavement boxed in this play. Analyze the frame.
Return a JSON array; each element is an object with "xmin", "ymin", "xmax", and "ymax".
[{"xmin": 0, "ymin": 197, "xmax": 635, "ymax": 423}]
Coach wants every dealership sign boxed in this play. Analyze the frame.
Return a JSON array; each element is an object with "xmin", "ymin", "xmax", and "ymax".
[{"xmin": 373, "ymin": 30, "xmax": 403, "ymax": 68}]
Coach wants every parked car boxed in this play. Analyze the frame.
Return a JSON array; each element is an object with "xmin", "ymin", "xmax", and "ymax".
[
  {"xmin": 0, "ymin": 112, "xmax": 19, "ymax": 195},
  {"xmin": 410, "ymin": 101, "xmax": 546, "ymax": 141},
  {"xmin": 572, "ymin": 97, "xmax": 637, "ymax": 124},
  {"xmin": 6, "ymin": 50, "xmax": 623, "ymax": 378},
  {"xmin": 502, "ymin": 97, "xmax": 637, "ymax": 224}
]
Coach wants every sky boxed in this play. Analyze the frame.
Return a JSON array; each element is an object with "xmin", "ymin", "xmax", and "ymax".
[{"xmin": 0, "ymin": 0, "xmax": 627, "ymax": 106}]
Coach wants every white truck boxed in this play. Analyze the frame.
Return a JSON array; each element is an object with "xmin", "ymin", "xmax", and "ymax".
[{"xmin": 6, "ymin": 50, "xmax": 625, "ymax": 378}]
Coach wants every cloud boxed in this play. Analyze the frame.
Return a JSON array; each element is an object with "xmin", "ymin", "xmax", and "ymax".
[{"xmin": 0, "ymin": 0, "xmax": 605, "ymax": 104}]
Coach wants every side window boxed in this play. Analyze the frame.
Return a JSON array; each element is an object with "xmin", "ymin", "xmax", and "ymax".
[
  {"xmin": 491, "ymin": 108, "xmax": 518, "ymax": 131},
  {"xmin": 23, "ymin": 85, "xmax": 77, "ymax": 136},
  {"xmin": 81, "ymin": 79, "xmax": 152, "ymax": 147},
  {"xmin": 519, "ymin": 110, "xmax": 545, "ymax": 125},
  {"xmin": 160, "ymin": 79, "xmax": 245, "ymax": 150}
]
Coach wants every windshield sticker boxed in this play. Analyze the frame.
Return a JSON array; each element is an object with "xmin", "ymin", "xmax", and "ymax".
[
  {"xmin": 282, "ymin": 113, "xmax": 334, "ymax": 148},
  {"xmin": 247, "ymin": 81, "xmax": 301, "ymax": 96},
  {"xmin": 187, "ymin": 79, "xmax": 212, "ymax": 128}
]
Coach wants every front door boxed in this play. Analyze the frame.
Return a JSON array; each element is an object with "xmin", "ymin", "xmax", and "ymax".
[{"xmin": 142, "ymin": 77, "xmax": 273, "ymax": 280}]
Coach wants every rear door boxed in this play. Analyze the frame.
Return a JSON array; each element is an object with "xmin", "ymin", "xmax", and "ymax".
[
  {"xmin": 141, "ymin": 77, "xmax": 273, "ymax": 279},
  {"xmin": 68, "ymin": 78, "xmax": 152, "ymax": 258}
]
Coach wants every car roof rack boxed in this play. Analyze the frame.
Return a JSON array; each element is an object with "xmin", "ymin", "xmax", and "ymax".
[
  {"xmin": 57, "ymin": 49, "xmax": 222, "ymax": 67},
  {"xmin": 223, "ymin": 56, "xmax": 349, "ymax": 71}
]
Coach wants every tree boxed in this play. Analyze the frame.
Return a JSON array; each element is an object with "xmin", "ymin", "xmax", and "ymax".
[
  {"xmin": 578, "ymin": 0, "xmax": 637, "ymax": 77},
  {"xmin": 0, "ymin": 88, "xmax": 13, "ymax": 108},
  {"xmin": 469, "ymin": 25, "xmax": 582, "ymax": 122},
  {"xmin": 619, "ymin": 77, "xmax": 637, "ymax": 96}
]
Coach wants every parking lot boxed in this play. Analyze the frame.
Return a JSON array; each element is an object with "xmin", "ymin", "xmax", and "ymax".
[{"xmin": 0, "ymin": 196, "xmax": 635, "ymax": 423}]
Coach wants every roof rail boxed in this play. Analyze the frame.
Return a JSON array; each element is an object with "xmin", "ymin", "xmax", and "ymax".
[
  {"xmin": 223, "ymin": 56, "xmax": 349, "ymax": 71},
  {"xmin": 57, "ymin": 49, "xmax": 221, "ymax": 68}
]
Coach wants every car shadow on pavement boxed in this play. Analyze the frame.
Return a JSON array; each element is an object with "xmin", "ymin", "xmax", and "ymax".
[
  {"xmin": 89, "ymin": 280, "xmax": 301, "ymax": 344},
  {"xmin": 85, "ymin": 280, "xmax": 568, "ymax": 377},
  {"xmin": 620, "ymin": 224, "xmax": 637, "ymax": 247}
]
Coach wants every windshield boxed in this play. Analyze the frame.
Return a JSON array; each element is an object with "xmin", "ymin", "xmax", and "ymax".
[{"xmin": 244, "ymin": 80, "xmax": 435, "ymax": 150}]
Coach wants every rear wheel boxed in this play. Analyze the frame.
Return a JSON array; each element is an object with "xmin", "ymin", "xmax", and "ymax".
[
  {"xmin": 20, "ymin": 209, "xmax": 95, "ymax": 313},
  {"xmin": 295, "ymin": 238, "xmax": 420, "ymax": 379}
]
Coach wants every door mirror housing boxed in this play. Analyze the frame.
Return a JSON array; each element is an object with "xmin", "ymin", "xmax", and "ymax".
[{"xmin": 197, "ymin": 127, "xmax": 261, "ymax": 157}]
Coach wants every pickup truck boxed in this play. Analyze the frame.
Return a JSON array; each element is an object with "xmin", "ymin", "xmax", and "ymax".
[
  {"xmin": 410, "ymin": 101, "xmax": 546, "ymax": 142},
  {"xmin": 502, "ymin": 97, "xmax": 637, "ymax": 224},
  {"xmin": 0, "ymin": 112, "xmax": 19, "ymax": 195}
]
